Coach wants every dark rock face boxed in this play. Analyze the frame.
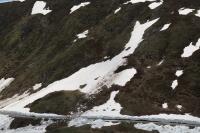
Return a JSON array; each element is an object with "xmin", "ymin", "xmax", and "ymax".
[
  {"xmin": 29, "ymin": 90, "xmax": 86, "ymax": 115},
  {"xmin": 10, "ymin": 117, "xmax": 41, "ymax": 129},
  {"xmin": 1, "ymin": 0, "xmax": 200, "ymax": 132}
]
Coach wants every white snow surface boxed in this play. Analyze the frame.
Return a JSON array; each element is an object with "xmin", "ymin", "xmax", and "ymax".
[
  {"xmin": 0, "ymin": 78, "xmax": 14, "ymax": 93},
  {"xmin": 15, "ymin": 0, "xmax": 25, "ymax": 2},
  {"xmin": 162, "ymin": 103, "xmax": 168, "ymax": 109},
  {"xmin": 146, "ymin": 66, "xmax": 151, "ymax": 69},
  {"xmin": 170, "ymin": 70, "xmax": 183, "ymax": 90},
  {"xmin": 114, "ymin": 7, "xmax": 121, "ymax": 14},
  {"xmin": 83, "ymin": 91, "xmax": 122, "ymax": 117},
  {"xmin": 134, "ymin": 122, "xmax": 200, "ymax": 133},
  {"xmin": 175, "ymin": 70, "xmax": 183, "ymax": 77},
  {"xmin": 70, "ymin": 2, "xmax": 90, "ymax": 14},
  {"xmin": 176, "ymin": 105, "xmax": 183, "ymax": 111},
  {"xmin": 73, "ymin": 30, "xmax": 88, "ymax": 42},
  {"xmin": 2, "ymin": 19, "xmax": 159, "ymax": 113},
  {"xmin": 160, "ymin": 23, "xmax": 171, "ymax": 31},
  {"xmin": 108, "ymin": 68, "xmax": 136, "ymax": 87},
  {"xmin": 124, "ymin": 0, "xmax": 155, "ymax": 4},
  {"xmin": 171, "ymin": 80, "xmax": 178, "ymax": 90},
  {"xmin": 137, "ymin": 113, "xmax": 200, "ymax": 122},
  {"xmin": 31, "ymin": 1, "xmax": 52, "ymax": 15},
  {"xmin": 77, "ymin": 30, "xmax": 88, "ymax": 39},
  {"xmin": 178, "ymin": 8, "xmax": 195, "ymax": 15},
  {"xmin": 181, "ymin": 39, "xmax": 200, "ymax": 58},
  {"xmin": 0, "ymin": 91, "xmax": 29, "ymax": 108},
  {"xmin": 148, "ymin": 0, "xmax": 163, "ymax": 9},
  {"xmin": 33, "ymin": 83, "xmax": 42, "ymax": 90},
  {"xmin": 157, "ymin": 59, "xmax": 164, "ymax": 66},
  {"xmin": 195, "ymin": 10, "xmax": 200, "ymax": 17},
  {"xmin": 0, "ymin": 114, "xmax": 13, "ymax": 130}
]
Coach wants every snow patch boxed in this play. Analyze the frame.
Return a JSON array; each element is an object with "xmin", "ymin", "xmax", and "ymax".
[
  {"xmin": 0, "ymin": 78, "xmax": 14, "ymax": 93},
  {"xmin": 0, "ymin": 114, "xmax": 13, "ymax": 130},
  {"xmin": 181, "ymin": 39, "xmax": 200, "ymax": 58},
  {"xmin": 1, "ymin": 118, "xmax": 52, "ymax": 133},
  {"xmin": 114, "ymin": 7, "xmax": 121, "ymax": 14},
  {"xmin": 178, "ymin": 8, "xmax": 195, "ymax": 15},
  {"xmin": 195, "ymin": 10, "xmax": 200, "ymax": 17},
  {"xmin": 74, "ymin": 30, "xmax": 88, "ymax": 42},
  {"xmin": 176, "ymin": 105, "xmax": 183, "ymax": 111},
  {"xmin": 103, "ymin": 56, "xmax": 109, "ymax": 60},
  {"xmin": 77, "ymin": 30, "xmax": 88, "ymax": 39},
  {"xmin": 146, "ymin": 66, "xmax": 151, "ymax": 69},
  {"xmin": 171, "ymin": 80, "xmax": 178, "ymax": 90},
  {"xmin": 70, "ymin": 2, "xmax": 90, "ymax": 14},
  {"xmin": 160, "ymin": 23, "xmax": 171, "ymax": 31},
  {"xmin": 148, "ymin": 0, "xmax": 163, "ymax": 9},
  {"xmin": 68, "ymin": 117, "xmax": 119, "ymax": 129},
  {"xmin": 170, "ymin": 70, "xmax": 183, "ymax": 90},
  {"xmin": 33, "ymin": 83, "xmax": 42, "ymax": 91},
  {"xmin": 109, "ymin": 68, "xmax": 136, "ymax": 87},
  {"xmin": 175, "ymin": 70, "xmax": 183, "ymax": 77},
  {"xmin": 162, "ymin": 103, "xmax": 168, "ymax": 109},
  {"xmin": 124, "ymin": 0, "xmax": 155, "ymax": 4},
  {"xmin": 83, "ymin": 91, "xmax": 122, "ymax": 117},
  {"xmin": 157, "ymin": 59, "xmax": 164, "ymax": 66},
  {"xmin": 31, "ymin": 1, "xmax": 52, "ymax": 15}
]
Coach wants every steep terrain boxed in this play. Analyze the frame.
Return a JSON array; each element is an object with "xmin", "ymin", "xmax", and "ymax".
[{"xmin": 0, "ymin": 0, "xmax": 200, "ymax": 132}]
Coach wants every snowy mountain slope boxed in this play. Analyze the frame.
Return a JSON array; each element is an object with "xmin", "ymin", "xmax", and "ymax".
[{"xmin": 0, "ymin": 0, "xmax": 200, "ymax": 132}]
